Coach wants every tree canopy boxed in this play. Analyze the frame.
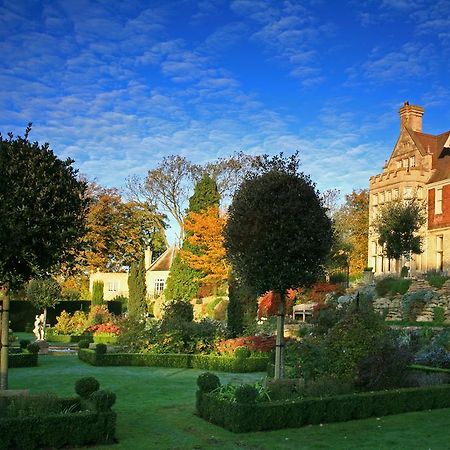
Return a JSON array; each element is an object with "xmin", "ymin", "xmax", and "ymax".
[
  {"xmin": 0, "ymin": 125, "xmax": 87, "ymax": 288},
  {"xmin": 373, "ymin": 198, "xmax": 426, "ymax": 260}
]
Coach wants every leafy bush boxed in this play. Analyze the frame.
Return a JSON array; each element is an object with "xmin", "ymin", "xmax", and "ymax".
[
  {"xmin": 265, "ymin": 379, "xmax": 301, "ymax": 401},
  {"xmin": 19, "ymin": 339, "xmax": 30, "ymax": 349},
  {"xmin": 234, "ymin": 346, "xmax": 251, "ymax": 359},
  {"xmin": 433, "ymin": 306, "xmax": 446, "ymax": 325},
  {"xmin": 91, "ymin": 281, "xmax": 104, "ymax": 305},
  {"xmin": 75, "ymin": 377, "xmax": 100, "ymax": 399},
  {"xmin": 87, "ymin": 305, "xmax": 112, "ymax": 326},
  {"xmin": 90, "ymin": 390, "xmax": 116, "ymax": 411},
  {"xmin": 161, "ymin": 300, "xmax": 194, "ymax": 329},
  {"xmin": 400, "ymin": 265, "xmax": 409, "ymax": 278},
  {"xmin": 415, "ymin": 345, "xmax": 450, "ymax": 369},
  {"xmin": 78, "ymin": 339, "xmax": 90, "ymax": 349},
  {"xmin": 376, "ymin": 276, "xmax": 411, "ymax": 297},
  {"xmin": 95, "ymin": 343, "xmax": 107, "ymax": 355},
  {"xmin": 303, "ymin": 376, "xmax": 353, "ymax": 398},
  {"xmin": 234, "ymin": 385, "xmax": 258, "ymax": 403},
  {"xmin": 216, "ymin": 335, "xmax": 277, "ymax": 354},
  {"xmin": 197, "ymin": 372, "xmax": 221, "ymax": 393},
  {"xmin": 401, "ymin": 290, "xmax": 435, "ymax": 322},
  {"xmin": 406, "ymin": 371, "xmax": 450, "ymax": 387},
  {"xmin": 54, "ymin": 310, "xmax": 88, "ymax": 335},
  {"xmin": 425, "ymin": 270, "xmax": 449, "ymax": 289}
]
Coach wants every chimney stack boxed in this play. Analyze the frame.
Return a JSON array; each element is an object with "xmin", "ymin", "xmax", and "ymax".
[
  {"xmin": 144, "ymin": 247, "xmax": 153, "ymax": 271},
  {"xmin": 399, "ymin": 101, "xmax": 424, "ymax": 132}
]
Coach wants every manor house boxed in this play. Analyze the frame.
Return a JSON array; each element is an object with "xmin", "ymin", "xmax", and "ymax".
[{"xmin": 368, "ymin": 102, "xmax": 450, "ymax": 275}]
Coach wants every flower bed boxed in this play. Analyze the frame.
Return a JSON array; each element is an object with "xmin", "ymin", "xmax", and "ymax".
[
  {"xmin": 196, "ymin": 377, "xmax": 450, "ymax": 432},
  {"xmin": 78, "ymin": 348, "xmax": 269, "ymax": 373}
]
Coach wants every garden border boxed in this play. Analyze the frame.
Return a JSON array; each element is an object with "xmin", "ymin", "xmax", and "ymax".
[
  {"xmin": 9, "ymin": 352, "xmax": 38, "ymax": 368},
  {"xmin": 78, "ymin": 349, "xmax": 269, "ymax": 373},
  {"xmin": 196, "ymin": 383, "xmax": 450, "ymax": 432}
]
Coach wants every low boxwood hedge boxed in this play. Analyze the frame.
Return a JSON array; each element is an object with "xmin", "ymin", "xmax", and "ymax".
[
  {"xmin": 9, "ymin": 352, "xmax": 38, "ymax": 368},
  {"xmin": 196, "ymin": 383, "xmax": 450, "ymax": 432},
  {"xmin": 78, "ymin": 349, "xmax": 268, "ymax": 373},
  {"xmin": 46, "ymin": 334, "xmax": 93, "ymax": 344},
  {"xmin": 410, "ymin": 364, "xmax": 450, "ymax": 373}
]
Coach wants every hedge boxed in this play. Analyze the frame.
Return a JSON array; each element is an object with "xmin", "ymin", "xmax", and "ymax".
[
  {"xmin": 0, "ymin": 401, "xmax": 116, "ymax": 449},
  {"xmin": 78, "ymin": 349, "xmax": 268, "ymax": 373},
  {"xmin": 9, "ymin": 352, "xmax": 38, "ymax": 368},
  {"xmin": 197, "ymin": 384, "xmax": 450, "ymax": 432},
  {"xmin": 46, "ymin": 333, "xmax": 93, "ymax": 344},
  {"xmin": 93, "ymin": 335, "xmax": 118, "ymax": 345},
  {"xmin": 410, "ymin": 364, "xmax": 450, "ymax": 373}
]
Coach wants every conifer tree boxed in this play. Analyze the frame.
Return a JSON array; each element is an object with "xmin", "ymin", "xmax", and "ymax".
[
  {"xmin": 127, "ymin": 254, "xmax": 147, "ymax": 316},
  {"xmin": 91, "ymin": 281, "xmax": 104, "ymax": 305}
]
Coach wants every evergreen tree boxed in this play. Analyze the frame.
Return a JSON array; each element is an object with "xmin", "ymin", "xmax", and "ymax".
[
  {"xmin": 127, "ymin": 254, "xmax": 147, "ymax": 316},
  {"xmin": 165, "ymin": 175, "xmax": 220, "ymax": 301},
  {"xmin": 91, "ymin": 281, "xmax": 104, "ymax": 305}
]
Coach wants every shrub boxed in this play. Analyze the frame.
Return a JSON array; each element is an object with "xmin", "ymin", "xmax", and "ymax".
[
  {"xmin": 433, "ymin": 306, "xmax": 446, "ymax": 325},
  {"xmin": 400, "ymin": 265, "xmax": 409, "ymax": 278},
  {"xmin": 75, "ymin": 377, "xmax": 100, "ymax": 399},
  {"xmin": 217, "ymin": 335, "xmax": 278, "ymax": 354},
  {"xmin": 19, "ymin": 339, "xmax": 30, "ymax": 349},
  {"xmin": 197, "ymin": 372, "xmax": 221, "ymax": 393},
  {"xmin": 95, "ymin": 343, "xmax": 107, "ymax": 355},
  {"xmin": 27, "ymin": 342, "xmax": 40, "ymax": 354},
  {"xmin": 426, "ymin": 270, "xmax": 449, "ymax": 289},
  {"xmin": 376, "ymin": 276, "xmax": 411, "ymax": 297},
  {"xmin": 91, "ymin": 281, "xmax": 104, "ymax": 305},
  {"xmin": 266, "ymin": 379, "xmax": 301, "ymax": 401},
  {"xmin": 303, "ymin": 376, "xmax": 353, "ymax": 398},
  {"xmin": 415, "ymin": 345, "xmax": 450, "ymax": 369},
  {"xmin": 90, "ymin": 390, "xmax": 116, "ymax": 411},
  {"xmin": 87, "ymin": 305, "xmax": 111, "ymax": 326},
  {"xmin": 234, "ymin": 384, "xmax": 258, "ymax": 404},
  {"xmin": 234, "ymin": 346, "xmax": 251, "ymax": 359},
  {"xmin": 401, "ymin": 290, "xmax": 434, "ymax": 322},
  {"xmin": 78, "ymin": 339, "xmax": 90, "ymax": 349},
  {"xmin": 161, "ymin": 300, "xmax": 194, "ymax": 329}
]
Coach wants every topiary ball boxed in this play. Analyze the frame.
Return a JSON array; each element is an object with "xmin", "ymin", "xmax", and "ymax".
[
  {"xmin": 95, "ymin": 343, "xmax": 107, "ymax": 355},
  {"xmin": 90, "ymin": 389, "xmax": 116, "ymax": 411},
  {"xmin": 78, "ymin": 339, "xmax": 90, "ymax": 349},
  {"xmin": 234, "ymin": 346, "xmax": 251, "ymax": 359},
  {"xmin": 75, "ymin": 377, "xmax": 100, "ymax": 399},
  {"xmin": 27, "ymin": 342, "xmax": 40, "ymax": 354},
  {"xmin": 197, "ymin": 372, "xmax": 220, "ymax": 393},
  {"xmin": 234, "ymin": 384, "xmax": 258, "ymax": 404}
]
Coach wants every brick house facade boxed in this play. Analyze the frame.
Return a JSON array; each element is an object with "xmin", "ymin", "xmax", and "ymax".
[{"xmin": 368, "ymin": 102, "xmax": 450, "ymax": 274}]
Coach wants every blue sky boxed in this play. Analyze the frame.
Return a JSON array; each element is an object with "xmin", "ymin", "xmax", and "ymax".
[{"xmin": 1, "ymin": 0, "xmax": 449, "ymax": 201}]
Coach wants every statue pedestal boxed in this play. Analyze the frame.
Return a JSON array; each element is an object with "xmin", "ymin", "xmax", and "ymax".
[{"xmin": 34, "ymin": 339, "xmax": 49, "ymax": 355}]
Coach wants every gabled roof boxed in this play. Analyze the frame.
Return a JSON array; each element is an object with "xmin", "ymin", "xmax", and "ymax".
[{"xmin": 148, "ymin": 245, "xmax": 178, "ymax": 272}]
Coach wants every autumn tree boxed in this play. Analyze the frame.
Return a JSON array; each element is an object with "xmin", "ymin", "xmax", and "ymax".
[
  {"xmin": 165, "ymin": 175, "xmax": 221, "ymax": 301},
  {"xmin": 373, "ymin": 198, "xmax": 426, "ymax": 263},
  {"xmin": 225, "ymin": 154, "xmax": 332, "ymax": 379},
  {"xmin": 0, "ymin": 125, "xmax": 87, "ymax": 389},
  {"xmin": 333, "ymin": 189, "xmax": 369, "ymax": 275}
]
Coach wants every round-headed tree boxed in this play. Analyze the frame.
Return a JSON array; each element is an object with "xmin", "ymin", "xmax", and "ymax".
[
  {"xmin": 224, "ymin": 154, "xmax": 332, "ymax": 378},
  {"xmin": 0, "ymin": 125, "xmax": 87, "ymax": 389}
]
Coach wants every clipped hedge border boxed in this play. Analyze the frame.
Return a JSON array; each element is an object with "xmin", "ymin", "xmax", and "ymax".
[
  {"xmin": 78, "ymin": 349, "xmax": 268, "ymax": 373},
  {"xmin": 0, "ymin": 404, "xmax": 115, "ymax": 449},
  {"xmin": 197, "ymin": 384, "xmax": 450, "ymax": 432},
  {"xmin": 9, "ymin": 352, "xmax": 38, "ymax": 368},
  {"xmin": 46, "ymin": 334, "xmax": 93, "ymax": 344},
  {"xmin": 410, "ymin": 364, "xmax": 450, "ymax": 373}
]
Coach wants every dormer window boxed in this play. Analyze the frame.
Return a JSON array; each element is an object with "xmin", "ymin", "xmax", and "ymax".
[
  {"xmin": 397, "ymin": 160, "xmax": 402, "ymax": 169},
  {"xmin": 409, "ymin": 156, "xmax": 415, "ymax": 167}
]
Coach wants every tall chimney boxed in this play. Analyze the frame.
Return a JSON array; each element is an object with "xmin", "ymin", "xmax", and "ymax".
[{"xmin": 399, "ymin": 101, "xmax": 424, "ymax": 132}]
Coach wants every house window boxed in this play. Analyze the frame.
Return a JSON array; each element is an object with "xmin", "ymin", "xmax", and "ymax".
[
  {"xmin": 397, "ymin": 160, "xmax": 402, "ymax": 170},
  {"xmin": 417, "ymin": 186, "xmax": 423, "ymax": 199},
  {"xmin": 386, "ymin": 190, "xmax": 392, "ymax": 202},
  {"xmin": 404, "ymin": 186, "xmax": 413, "ymax": 199},
  {"xmin": 379, "ymin": 192, "xmax": 385, "ymax": 204},
  {"xmin": 402, "ymin": 159, "xmax": 408, "ymax": 168},
  {"xmin": 154, "ymin": 279, "xmax": 165, "ymax": 297},
  {"xmin": 108, "ymin": 281, "xmax": 119, "ymax": 292},
  {"xmin": 436, "ymin": 188, "xmax": 443, "ymax": 214},
  {"xmin": 372, "ymin": 194, "xmax": 378, "ymax": 206},
  {"xmin": 393, "ymin": 189, "xmax": 399, "ymax": 200},
  {"xmin": 437, "ymin": 236, "xmax": 444, "ymax": 271},
  {"xmin": 410, "ymin": 156, "xmax": 416, "ymax": 168}
]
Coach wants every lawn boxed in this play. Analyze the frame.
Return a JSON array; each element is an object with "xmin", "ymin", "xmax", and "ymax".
[{"xmin": 7, "ymin": 355, "xmax": 450, "ymax": 450}]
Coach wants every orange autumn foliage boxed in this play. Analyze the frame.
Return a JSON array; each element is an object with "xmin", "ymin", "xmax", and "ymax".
[{"xmin": 180, "ymin": 206, "xmax": 229, "ymax": 284}]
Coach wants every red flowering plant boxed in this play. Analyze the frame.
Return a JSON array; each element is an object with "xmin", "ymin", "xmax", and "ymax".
[
  {"xmin": 84, "ymin": 322, "xmax": 121, "ymax": 336},
  {"xmin": 216, "ymin": 335, "xmax": 294, "ymax": 356},
  {"xmin": 257, "ymin": 291, "xmax": 295, "ymax": 319}
]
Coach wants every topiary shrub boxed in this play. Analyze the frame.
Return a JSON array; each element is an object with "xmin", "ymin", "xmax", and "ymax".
[
  {"xmin": 75, "ymin": 377, "xmax": 100, "ymax": 399},
  {"xmin": 95, "ymin": 343, "xmax": 107, "ymax": 355},
  {"xmin": 19, "ymin": 339, "xmax": 31, "ymax": 349},
  {"xmin": 90, "ymin": 390, "xmax": 116, "ymax": 411},
  {"xmin": 197, "ymin": 372, "xmax": 220, "ymax": 393},
  {"xmin": 234, "ymin": 384, "xmax": 258, "ymax": 403},
  {"xmin": 234, "ymin": 346, "xmax": 251, "ymax": 359},
  {"xmin": 78, "ymin": 339, "xmax": 90, "ymax": 349},
  {"xmin": 27, "ymin": 342, "xmax": 40, "ymax": 354}
]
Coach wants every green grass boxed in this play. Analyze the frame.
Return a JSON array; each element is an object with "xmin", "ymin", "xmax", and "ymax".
[{"xmin": 8, "ymin": 355, "xmax": 450, "ymax": 449}]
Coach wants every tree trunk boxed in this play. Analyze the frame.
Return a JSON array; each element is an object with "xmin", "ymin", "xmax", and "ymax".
[
  {"xmin": 0, "ymin": 284, "xmax": 10, "ymax": 390},
  {"xmin": 274, "ymin": 291, "xmax": 285, "ymax": 379}
]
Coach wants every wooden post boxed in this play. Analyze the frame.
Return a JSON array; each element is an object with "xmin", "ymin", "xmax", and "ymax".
[
  {"xmin": 274, "ymin": 291, "xmax": 285, "ymax": 379},
  {"xmin": 0, "ymin": 284, "xmax": 10, "ymax": 390}
]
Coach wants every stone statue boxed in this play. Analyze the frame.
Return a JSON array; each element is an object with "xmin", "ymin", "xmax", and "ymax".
[{"xmin": 33, "ymin": 313, "xmax": 45, "ymax": 340}]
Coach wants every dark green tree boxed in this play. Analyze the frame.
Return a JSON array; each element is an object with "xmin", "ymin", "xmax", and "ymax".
[
  {"xmin": 26, "ymin": 277, "xmax": 62, "ymax": 337},
  {"xmin": 0, "ymin": 125, "xmax": 87, "ymax": 389},
  {"xmin": 127, "ymin": 254, "xmax": 147, "ymax": 317},
  {"xmin": 91, "ymin": 281, "xmax": 104, "ymax": 306},
  {"xmin": 373, "ymin": 198, "xmax": 426, "ymax": 264},
  {"xmin": 165, "ymin": 175, "xmax": 220, "ymax": 301},
  {"xmin": 224, "ymin": 154, "xmax": 332, "ymax": 378}
]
